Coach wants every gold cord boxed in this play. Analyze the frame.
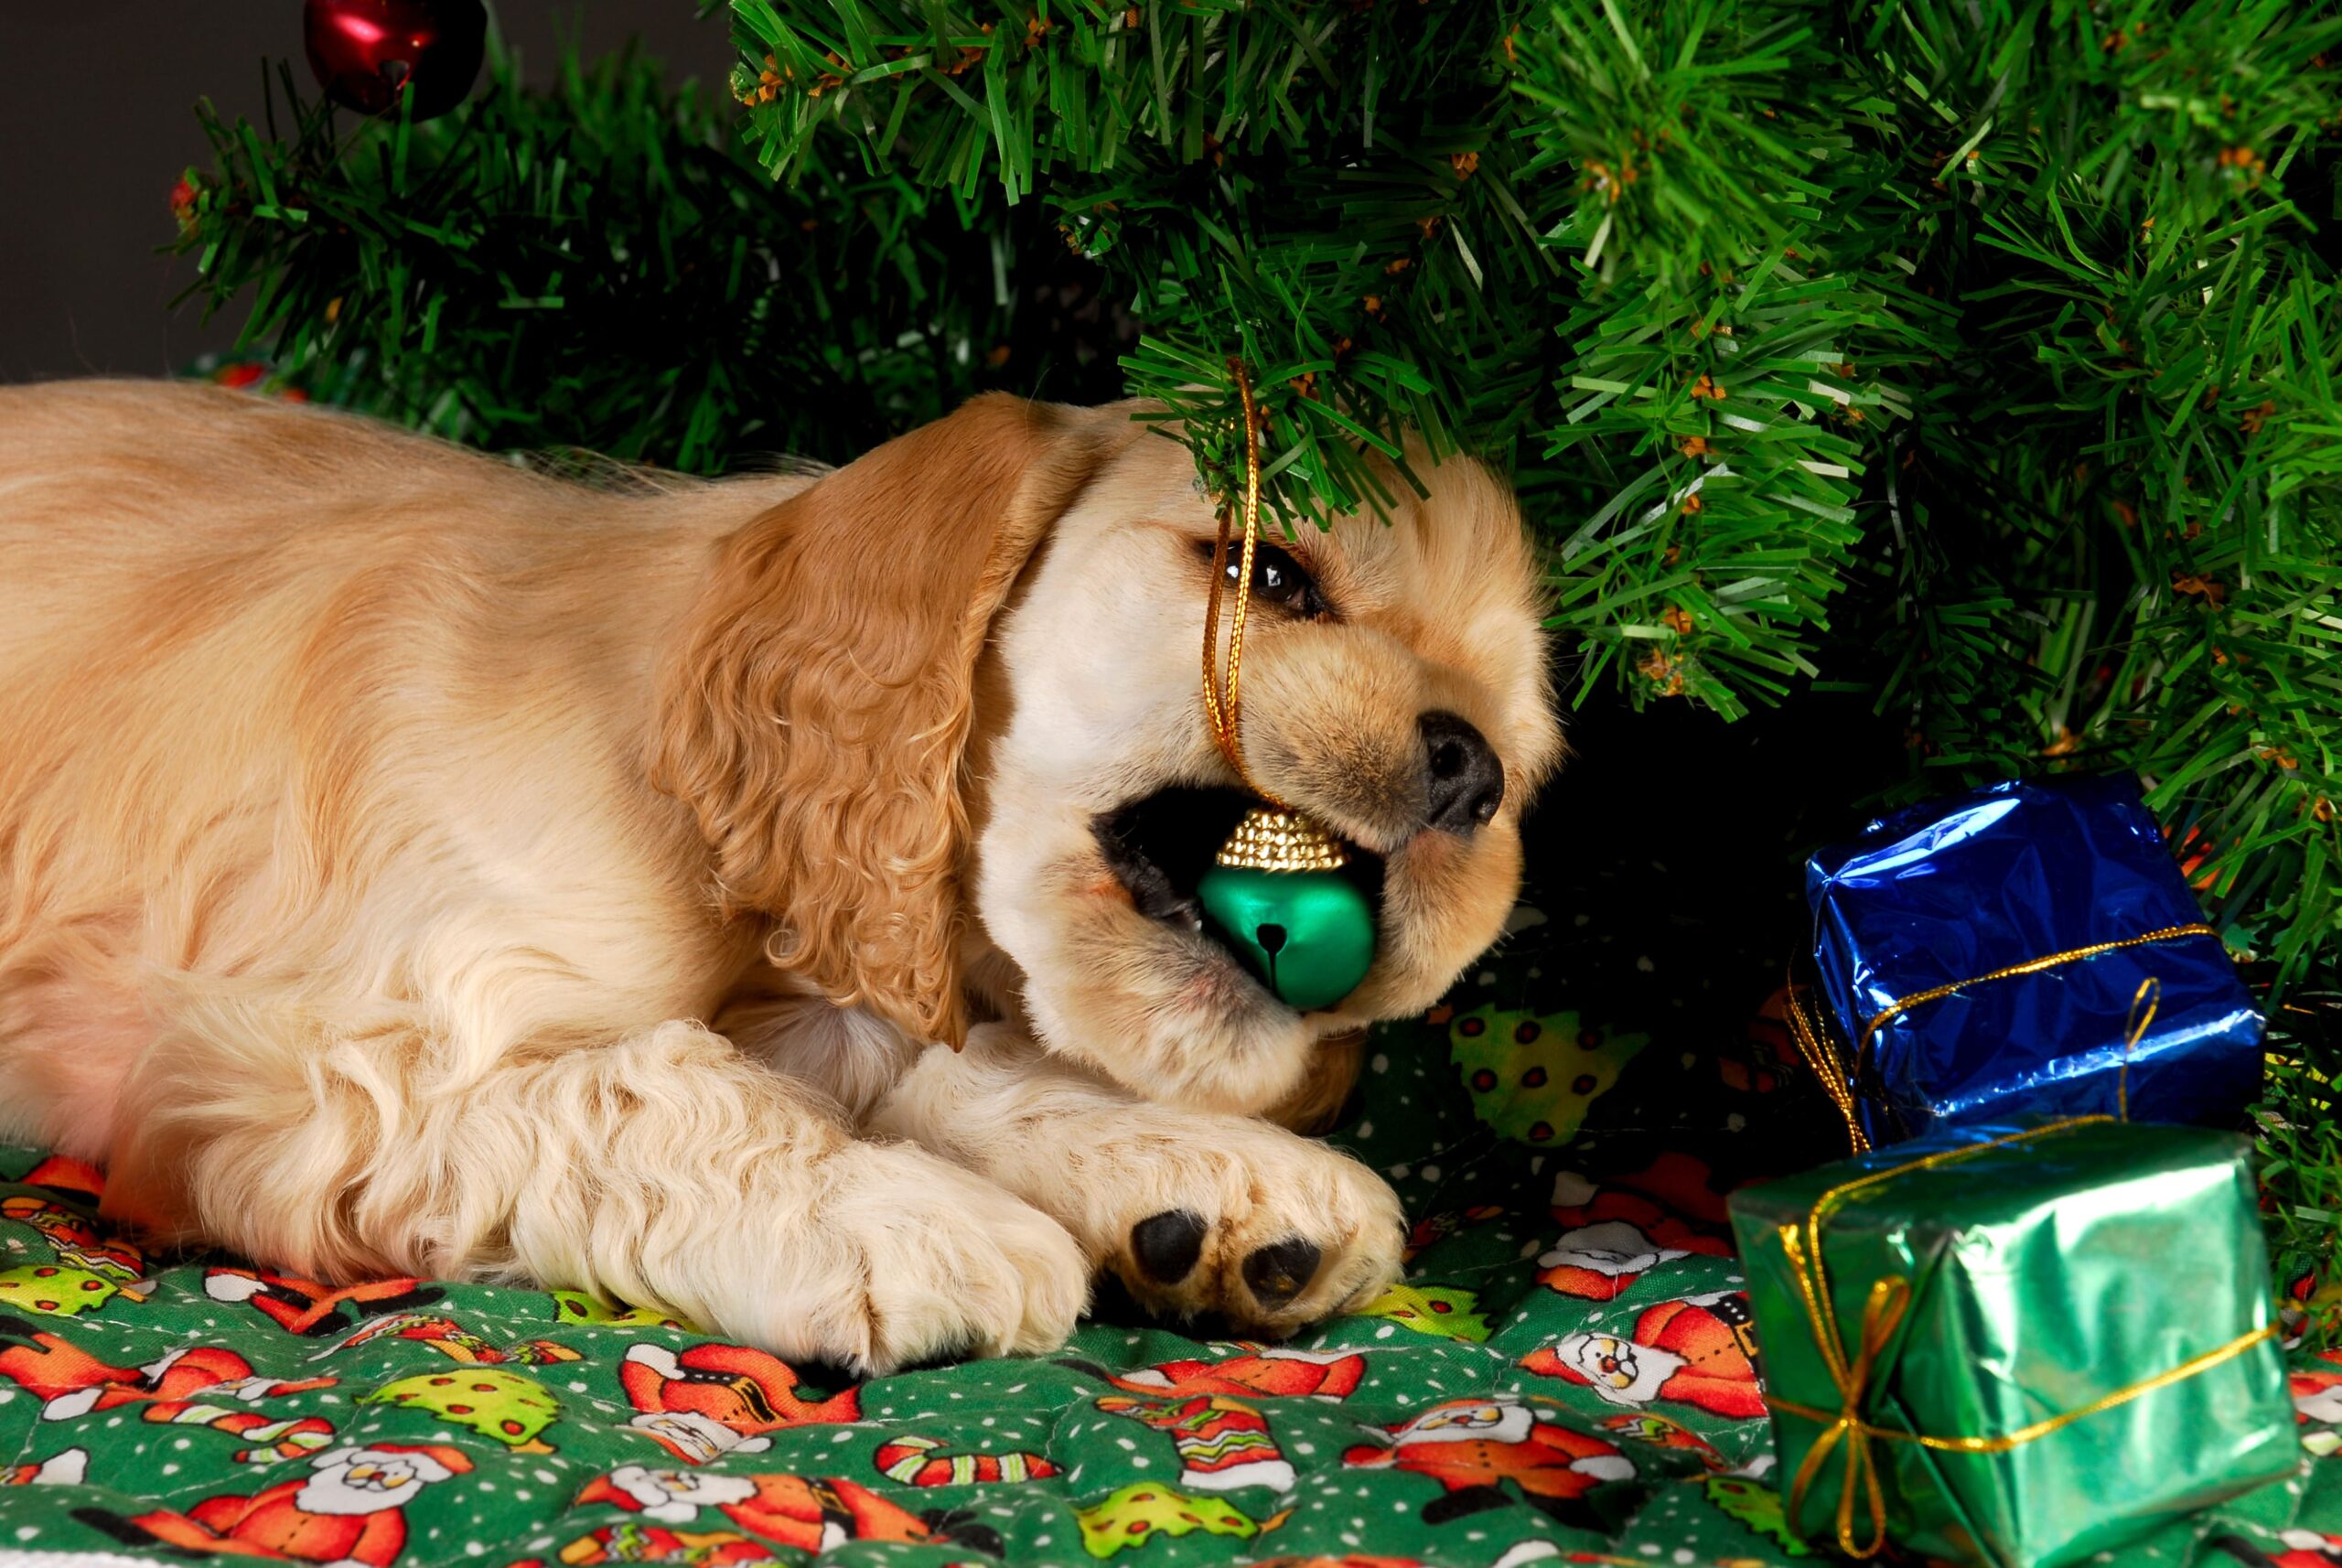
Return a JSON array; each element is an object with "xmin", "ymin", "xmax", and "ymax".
[
  {"xmin": 1772, "ymin": 1115, "xmax": 2278, "ymax": 1556},
  {"xmin": 1201, "ymin": 362, "xmax": 1283, "ymax": 805},
  {"xmin": 1793, "ymin": 954, "xmax": 2181, "ymax": 1155}
]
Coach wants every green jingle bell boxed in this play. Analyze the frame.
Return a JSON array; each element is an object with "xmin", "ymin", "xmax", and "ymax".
[{"xmin": 1195, "ymin": 808, "xmax": 1377, "ymax": 1012}]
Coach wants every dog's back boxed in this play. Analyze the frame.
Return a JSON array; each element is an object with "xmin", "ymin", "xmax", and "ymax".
[{"xmin": 0, "ymin": 381, "xmax": 781, "ymax": 1167}]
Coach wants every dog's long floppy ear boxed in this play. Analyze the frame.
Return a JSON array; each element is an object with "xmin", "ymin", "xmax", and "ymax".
[{"xmin": 653, "ymin": 393, "xmax": 1138, "ymax": 1047}]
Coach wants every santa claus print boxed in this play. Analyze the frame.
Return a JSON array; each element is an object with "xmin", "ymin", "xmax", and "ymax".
[
  {"xmin": 7, "ymin": 1154, "xmax": 105, "ymax": 1201},
  {"xmin": 580, "ymin": 1467, "xmax": 767, "ymax": 1527},
  {"xmin": 1342, "ymin": 1394, "xmax": 1634, "ymax": 1529},
  {"xmin": 576, "ymin": 1465, "xmax": 947, "ymax": 1557},
  {"xmin": 205, "ymin": 1267, "xmax": 444, "ymax": 1337},
  {"xmin": 317, "ymin": 1312, "xmax": 579, "ymax": 1369},
  {"xmin": 1593, "ymin": 1410, "xmax": 1729, "ymax": 1469},
  {"xmin": 1520, "ymin": 1293, "xmax": 1765, "ymax": 1421},
  {"xmin": 2294, "ymin": 1348, "xmax": 2342, "ymax": 1456},
  {"xmin": 527, "ymin": 1521, "xmax": 776, "ymax": 1566},
  {"xmin": 2, "ymin": 1447, "xmax": 86, "ymax": 1487},
  {"xmin": 1539, "ymin": 1162, "xmax": 1735, "ymax": 1301},
  {"xmin": 617, "ymin": 1342, "xmax": 859, "ymax": 1463},
  {"xmin": 79, "ymin": 1442, "xmax": 471, "ymax": 1566},
  {"xmin": 2211, "ymin": 1529, "xmax": 2342, "ymax": 1568},
  {"xmin": 626, "ymin": 1408, "xmax": 773, "ymax": 1467},
  {"xmin": 1065, "ymin": 1345, "xmax": 1368, "ymax": 1402},
  {"xmin": 0, "ymin": 1321, "xmax": 339, "ymax": 1463},
  {"xmin": 1539, "ymin": 1199, "xmax": 1733, "ymax": 1302}
]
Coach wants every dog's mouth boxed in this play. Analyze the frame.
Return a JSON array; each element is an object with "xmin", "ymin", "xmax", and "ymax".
[{"xmin": 1091, "ymin": 786, "xmax": 1388, "ymax": 1003}]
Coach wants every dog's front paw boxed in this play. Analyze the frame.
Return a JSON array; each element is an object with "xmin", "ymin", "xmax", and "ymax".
[
  {"xmin": 1079, "ymin": 1121, "xmax": 1404, "ymax": 1335},
  {"xmin": 733, "ymin": 1142, "xmax": 1087, "ymax": 1375}
]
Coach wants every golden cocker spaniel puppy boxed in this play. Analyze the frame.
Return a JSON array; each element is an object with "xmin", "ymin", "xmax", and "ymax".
[{"xmin": 0, "ymin": 382, "xmax": 1560, "ymax": 1371}]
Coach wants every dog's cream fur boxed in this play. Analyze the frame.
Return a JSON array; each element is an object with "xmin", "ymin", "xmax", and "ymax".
[{"xmin": 0, "ymin": 381, "xmax": 1560, "ymax": 1371}]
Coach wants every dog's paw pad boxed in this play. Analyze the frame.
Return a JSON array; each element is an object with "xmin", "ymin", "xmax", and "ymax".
[
  {"xmin": 1131, "ymin": 1209, "xmax": 1208, "ymax": 1284},
  {"xmin": 1080, "ymin": 1127, "xmax": 1401, "ymax": 1337},
  {"xmin": 1240, "ymin": 1237, "xmax": 1321, "ymax": 1310}
]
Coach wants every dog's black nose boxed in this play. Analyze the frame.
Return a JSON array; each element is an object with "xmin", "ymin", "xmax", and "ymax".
[{"xmin": 1420, "ymin": 712, "xmax": 1504, "ymax": 833}]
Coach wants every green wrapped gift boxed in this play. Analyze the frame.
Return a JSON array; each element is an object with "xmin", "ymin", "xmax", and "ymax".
[{"xmin": 1728, "ymin": 1118, "xmax": 2296, "ymax": 1568}]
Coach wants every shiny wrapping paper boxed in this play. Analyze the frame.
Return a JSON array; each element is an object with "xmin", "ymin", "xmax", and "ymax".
[
  {"xmin": 1805, "ymin": 774, "xmax": 2263, "ymax": 1146},
  {"xmin": 1729, "ymin": 1119, "xmax": 2296, "ymax": 1568}
]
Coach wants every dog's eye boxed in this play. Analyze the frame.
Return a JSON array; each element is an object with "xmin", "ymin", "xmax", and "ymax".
[{"xmin": 1203, "ymin": 540, "xmax": 1327, "ymax": 618}]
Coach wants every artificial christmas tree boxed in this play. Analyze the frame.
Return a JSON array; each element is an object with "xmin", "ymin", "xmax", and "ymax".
[{"xmin": 169, "ymin": 2, "xmax": 2342, "ymax": 1318}]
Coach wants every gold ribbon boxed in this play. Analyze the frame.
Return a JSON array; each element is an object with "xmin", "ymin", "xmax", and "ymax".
[
  {"xmin": 1853, "ymin": 923, "xmax": 2214, "ymax": 1058},
  {"xmin": 2115, "ymin": 975, "xmax": 2159, "ymax": 1122},
  {"xmin": 1787, "ymin": 923, "xmax": 2215, "ymax": 1154},
  {"xmin": 1200, "ymin": 361, "xmax": 1281, "ymax": 804},
  {"xmin": 1768, "ymin": 1116, "xmax": 2280, "ymax": 1557},
  {"xmin": 1784, "ymin": 973, "xmax": 1871, "ymax": 1154}
]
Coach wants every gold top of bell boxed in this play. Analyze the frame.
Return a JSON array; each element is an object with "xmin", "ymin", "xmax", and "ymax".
[{"xmin": 1216, "ymin": 807, "xmax": 1349, "ymax": 873}]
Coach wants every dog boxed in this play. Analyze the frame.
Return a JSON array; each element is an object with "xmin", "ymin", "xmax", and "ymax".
[{"xmin": 0, "ymin": 381, "xmax": 1561, "ymax": 1372}]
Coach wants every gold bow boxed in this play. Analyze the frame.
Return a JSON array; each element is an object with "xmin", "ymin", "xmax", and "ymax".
[
  {"xmin": 1775, "ymin": 1264, "xmax": 1908, "ymax": 1556},
  {"xmin": 1766, "ymin": 1116, "xmax": 2279, "ymax": 1557}
]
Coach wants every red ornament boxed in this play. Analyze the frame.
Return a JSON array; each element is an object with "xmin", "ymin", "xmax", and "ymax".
[
  {"xmin": 304, "ymin": 0, "xmax": 487, "ymax": 122},
  {"xmin": 169, "ymin": 174, "xmax": 201, "ymax": 231}
]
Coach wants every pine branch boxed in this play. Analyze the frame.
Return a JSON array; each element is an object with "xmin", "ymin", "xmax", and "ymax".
[
  {"xmin": 172, "ymin": 41, "xmax": 1122, "ymax": 473},
  {"xmin": 162, "ymin": 0, "xmax": 2342, "ymax": 1335}
]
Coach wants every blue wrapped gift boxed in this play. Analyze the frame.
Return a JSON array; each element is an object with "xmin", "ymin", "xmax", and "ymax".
[{"xmin": 1796, "ymin": 774, "xmax": 2263, "ymax": 1148}]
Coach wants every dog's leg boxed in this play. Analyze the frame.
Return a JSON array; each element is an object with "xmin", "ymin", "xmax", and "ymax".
[
  {"xmin": 108, "ymin": 1016, "xmax": 1084, "ymax": 1373},
  {"xmin": 869, "ymin": 1024, "xmax": 1403, "ymax": 1333}
]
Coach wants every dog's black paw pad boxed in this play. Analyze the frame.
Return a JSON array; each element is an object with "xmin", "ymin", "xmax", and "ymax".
[
  {"xmin": 1130, "ymin": 1209, "xmax": 1208, "ymax": 1284},
  {"xmin": 1241, "ymin": 1237, "xmax": 1321, "ymax": 1309}
]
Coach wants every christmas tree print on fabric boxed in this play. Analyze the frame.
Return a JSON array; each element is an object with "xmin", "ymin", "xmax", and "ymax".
[
  {"xmin": 1445, "ymin": 1006, "xmax": 1645, "ymax": 1149},
  {"xmin": 364, "ymin": 1369, "xmax": 563, "ymax": 1452}
]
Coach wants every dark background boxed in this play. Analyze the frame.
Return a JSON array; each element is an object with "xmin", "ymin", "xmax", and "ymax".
[{"xmin": 0, "ymin": 4, "xmax": 734, "ymax": 382}]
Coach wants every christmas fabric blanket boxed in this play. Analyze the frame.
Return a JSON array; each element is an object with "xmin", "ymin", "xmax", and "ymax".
[{"xmin": 0, "ymin": 892, "xmax": 2334, "ymax": 1568}]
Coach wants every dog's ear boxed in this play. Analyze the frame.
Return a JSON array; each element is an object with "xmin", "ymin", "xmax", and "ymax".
[{"xmin": 653, "ymin": 394, "xmax": 1138, "ymax": 1048}]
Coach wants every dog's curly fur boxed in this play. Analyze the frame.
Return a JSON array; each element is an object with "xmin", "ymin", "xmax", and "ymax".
[{"xmin": 0, "ymin": 381, "xmax": 1560, "ymax": 1371}]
